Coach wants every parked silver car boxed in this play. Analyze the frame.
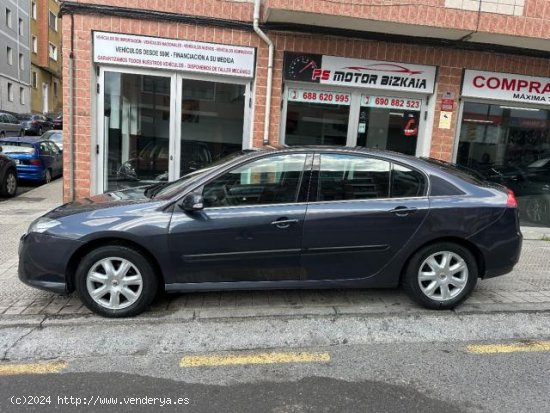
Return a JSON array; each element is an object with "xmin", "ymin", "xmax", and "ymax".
[{"xmin": 0, "ymin": 113, "xmax": 24, "ymax": 138}]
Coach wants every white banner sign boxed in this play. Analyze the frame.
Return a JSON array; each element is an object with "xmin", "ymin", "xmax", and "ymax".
[
  {"xmin": 93, "ymin": 32, "xmax": 255, "ymax": 78},
  {"xmin": 315, "ymin": 56, "xmax": 436, "ymax": 93},
  {"xmin": 361, "ymin": 95, "xmax": 422, "ymax": 111},
  {"xmin": 463, "ymin": 70, "xmax": 550, "ymax": 106},
  {"xmin": 288, "ymin": 88, "xmax": 351, "ymax": 105}
]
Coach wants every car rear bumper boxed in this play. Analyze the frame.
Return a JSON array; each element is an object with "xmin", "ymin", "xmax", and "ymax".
[
  {"xmin": 15, "ymin": 165, "xmax": 44, "ymax": 181},
  {"xmin": 468, "ymin": 209, "xmax": 523, "ymax": 279},
  {"xmin": 18, "ymin": 232, "xmax": 82, "ymax": 294}
]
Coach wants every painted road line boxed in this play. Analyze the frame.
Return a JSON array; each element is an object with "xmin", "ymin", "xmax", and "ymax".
[
  {"xmin": 180, "ymin": 351, "xmax": 331, "ymax": 367},
  {"xmin": 0, "ymin": 362, "xmax": 67, "ymax": 376},
  {"xmin": 467, "ymin": 341, "xmax": 550, "ymax": 354}
]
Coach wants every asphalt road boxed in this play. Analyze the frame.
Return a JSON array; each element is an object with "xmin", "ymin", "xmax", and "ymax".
[
  {"xmin": 1, "ymin": 340, "xmax": 548, "ymax": 413},
  {"xmin": 1, "ymin": 311, "xmax": 549, "ymax": 413}
]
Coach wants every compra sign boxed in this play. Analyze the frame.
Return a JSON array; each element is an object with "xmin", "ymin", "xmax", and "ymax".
[{"xmin": 462, "ymin": 70, "xmax": 550, "ymax": 106}]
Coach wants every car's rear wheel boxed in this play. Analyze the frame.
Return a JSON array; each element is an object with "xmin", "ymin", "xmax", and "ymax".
[
  {"xmin": 76, "ymin": 245, "xmax": 158, "ymax": 317},
  {"xmin": 525, "ymin": 197, "xmax": 550, "ymax": 225},
  {"xmin": 1, "ymin": 169, "xmax": 17, "ymax": 197},
  {"xmin": 44, "ymin": 169, "xmax": 52, "ymax": 184},
  {"xmin": 403, "ymin": 242, "xmax": 477, "ymax": 309}
]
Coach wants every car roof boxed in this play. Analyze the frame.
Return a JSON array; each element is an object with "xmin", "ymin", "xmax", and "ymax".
[
  {"xmin": 0, "ymin": 136, "xmax": 43, "ymax": 144},
  {"xmin": 243, "ymin": 146, "xmax": 427, "ymax": 166}
]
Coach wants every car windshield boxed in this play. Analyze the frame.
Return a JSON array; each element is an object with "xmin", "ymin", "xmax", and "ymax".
[
  {"xmin": 1, "ymin": 144, "xmax": 34, "ymax": 153},
  {"xmin": 15, "ymin": 114, "xmax": 32, "ymax": 121},
  {"xmin": 151, "ymin": 151, "xmax": 252, "ymax": 200}
]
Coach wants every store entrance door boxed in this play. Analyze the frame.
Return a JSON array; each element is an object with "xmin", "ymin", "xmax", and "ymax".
[{"xmin": 356, "ymin": 95, "xmax": 423, "ymax": 156}]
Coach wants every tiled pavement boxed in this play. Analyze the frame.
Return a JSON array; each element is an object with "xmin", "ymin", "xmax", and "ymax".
[{"xmin": 1, "ymin": 179, "xmax": 549, "ymax": 321}]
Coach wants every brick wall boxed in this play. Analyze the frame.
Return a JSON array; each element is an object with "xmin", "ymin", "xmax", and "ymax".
[
  {"xmin": 62, "ymin": 1, "xmax": 550, "ymax": 200},
  {"xmin": 264, "ymin": 0, "xmax": 550, "ymax": 40}
]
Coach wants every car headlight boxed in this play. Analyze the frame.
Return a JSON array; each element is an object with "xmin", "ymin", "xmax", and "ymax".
[{"xmin": 27, "ymin": 217, "xmax": 61, "ymax": 234}]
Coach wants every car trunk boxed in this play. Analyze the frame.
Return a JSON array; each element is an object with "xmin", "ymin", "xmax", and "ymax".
[{"xmin": 1, "ymin": 145, "xmax": 38, "ymax": 165}]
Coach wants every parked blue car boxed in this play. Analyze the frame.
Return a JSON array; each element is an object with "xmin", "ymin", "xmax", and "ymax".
[{"xmin": 0, "ymin": 136, "xmax": 63, "ymax": 183}]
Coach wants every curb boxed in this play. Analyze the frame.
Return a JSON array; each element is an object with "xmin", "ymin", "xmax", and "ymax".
[{"xmin": 1, "ymin": 303, "xmax": 549, "ymax": 328}]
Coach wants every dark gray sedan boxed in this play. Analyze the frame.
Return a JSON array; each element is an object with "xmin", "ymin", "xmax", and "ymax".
[{"xmin": 19, "ymin": 147, "xmax": 522, "ymax": 317}]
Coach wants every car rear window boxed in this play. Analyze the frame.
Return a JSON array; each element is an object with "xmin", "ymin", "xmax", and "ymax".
[{"xmin": 422, "ymin": 158, "xmax": 485, "ymax": 186}]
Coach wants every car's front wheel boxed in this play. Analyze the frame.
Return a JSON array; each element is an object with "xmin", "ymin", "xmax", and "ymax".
[
  {"xmin": 403, "ymin": 242, "xmax": 477, "ymax": 309},
  {"xmin": 76, "ymin": 245, "xmax": 158, "ymax": 317}
]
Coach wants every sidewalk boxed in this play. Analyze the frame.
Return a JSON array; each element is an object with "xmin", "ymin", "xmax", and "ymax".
[{"xmin": 0, "ymin": 179, "xmax": 549, "ymax": 322}]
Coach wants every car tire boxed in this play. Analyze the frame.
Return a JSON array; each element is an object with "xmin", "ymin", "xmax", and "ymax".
[
  {"xmin": 525, "ymin": 197, "xmax": 550, "ymax": 225},
  {"xmin": 76, "ymin": 245, "xmax": 158, "ymax": 317},
  {"xmin": 402, "ymin": 242, "xmax": 478, "ymax": 310},
  {"xmin": 38, "ymin": 127, "xmax": 43, "ymax": 136},
  {"xmin": 0, "ymin": 169, "xmax": 17, "ymax": 197},
  {"xmin": 44, "ymin": 169, "xmax": 52, "ymax": 184}
]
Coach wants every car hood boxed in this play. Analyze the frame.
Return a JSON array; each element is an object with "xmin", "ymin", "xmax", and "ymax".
[{"xmin": 45, "ymin": 186, "xmax": 161, "ymax": 219}]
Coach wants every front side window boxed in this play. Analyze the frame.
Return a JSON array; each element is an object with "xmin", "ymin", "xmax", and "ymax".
[
  {"xmin": 317, "ymin": 154, "xmax": 391, "ymax": 201},
  {"xmin": 202, "ymin": 154, "xmax": 307, "ymax": 208}
]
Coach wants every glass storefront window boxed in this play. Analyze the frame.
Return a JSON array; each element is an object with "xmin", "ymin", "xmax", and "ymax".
[
  {"xmin": 180, "ymin": 80, "xmax": 245, "ymax": 176},
  {"xmin": 357, "ymin": 95, "xmax": 421, "ymax": 156},
  {"xmin": 104, "ymin": 72, "xmax": 171, "ymax": 191},
  {"xmin": 285, "ymin": 88, "xmax": 351, "ymax": 145},
  {"xmin": 457, "ymin": 102, "xmax": 550, "ymax": 227}
]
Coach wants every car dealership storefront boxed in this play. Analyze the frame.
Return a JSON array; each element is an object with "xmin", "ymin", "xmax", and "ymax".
[
  {"xmin": 280, "ymin": 53, "xmax": 436, "ymax": 157},
  {"xmin": 456, "ymin": 70, "xmax": 550, "ymax": 226},
  {"xmin": 93, "ymin": 32, "xmax": 256, "ymax": 193}
]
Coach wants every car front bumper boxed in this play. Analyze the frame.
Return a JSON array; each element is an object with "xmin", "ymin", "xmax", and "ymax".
[{"xmin": 18, "ymin": 232, "xmax": 83, "ymax": 293}]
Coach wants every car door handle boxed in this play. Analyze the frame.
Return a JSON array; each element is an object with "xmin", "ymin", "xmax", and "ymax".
[
  {"xmin": 271, "ymin": 218, "xmax": 299, "ymax": 228},
  {"xmin": 390, "ymin": 206, "xmax": 418, "ymax": 217}
]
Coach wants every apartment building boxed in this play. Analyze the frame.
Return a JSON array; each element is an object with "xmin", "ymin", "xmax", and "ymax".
[
  {"xmin": 0, "ymin": 0, "xmax": 31, "ymax": 114},
  {"xmin": 30, "ymin": 0, "xmax": 62, "ymax": 114}
]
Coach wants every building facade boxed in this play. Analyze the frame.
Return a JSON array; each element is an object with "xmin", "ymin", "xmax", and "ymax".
[
  {"xmin": 60, "ymin": 0, "xmax": 550, "ymax": 227},
  {"xmin": 0, "ymin": 0, "xmax": 31, "ymax": 114},
  {"xmin": 30, "ymin": 0, "xmax": 62, "ymax": 114}
]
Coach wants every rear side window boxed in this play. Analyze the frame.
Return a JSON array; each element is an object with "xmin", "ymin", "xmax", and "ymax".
[
  {"xmin": 318, "ymin": 154, "xmax": 390, "ymax": 201},
  {"xmin": 423, "ymin": 158, "xmax": 485, "ymax": 186},
  {"xmin": 39, "ymin": 142, "xmax": 52, "ymax": 155},
  {"xmin": 429, "ymin": 175, "xmax": 465, "ymax": 196},
  {"xmin": 391, "ymin": 164, "xmax": 427, "ymax": 197}
]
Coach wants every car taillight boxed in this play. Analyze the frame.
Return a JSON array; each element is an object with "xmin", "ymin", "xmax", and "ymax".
[
  {"xmin": 507, "ymin": 189, "xmax": 518, "ymax": 208},
  {"xmin": 30, "ymin": 159, "xmax": 42, "ymax": 166},
  {"xmin": 32, "ymin": 120, "xmax": 39, "ymax": 125}
]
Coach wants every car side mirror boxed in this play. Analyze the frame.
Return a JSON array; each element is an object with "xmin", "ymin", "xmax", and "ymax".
[{"xmin": 180, "ymin": 192, "xmax": 204, "ymax": 212}]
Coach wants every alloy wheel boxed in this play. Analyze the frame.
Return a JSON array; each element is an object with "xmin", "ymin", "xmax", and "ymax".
[
  {"xmin": 45, "ymin": 169, "xmax": 52, "ymax": 183},
  {"xmin": 86, "ymin": 257, "xmax": 144, "ymax": 310},
  {"xmin": 6, "ymin": 172, "xmax": 16, "ymax": 195},
  {"xmin": 526, "ymin": 198, "xmax": 549, "ymax": 224},
  {"xmin": 418, "ymin": 251, "xmax": 469, "ymax": 302}
]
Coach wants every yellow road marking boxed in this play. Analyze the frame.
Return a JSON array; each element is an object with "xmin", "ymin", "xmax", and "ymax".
[
  {"xmin": 180, "ymin": 351, "xmax": 331, "ymax": 367},
  {"xmin": 467, "ymin": 341, "xmax": 550, "ymax": 354},
  {"xmin": 0, "ymin": 362, "xmax": 67, "ymax": 376}
]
